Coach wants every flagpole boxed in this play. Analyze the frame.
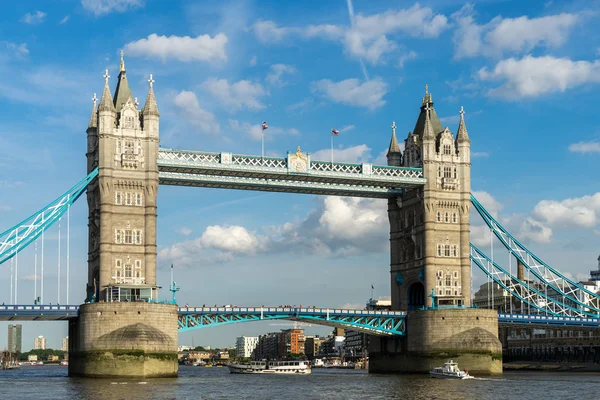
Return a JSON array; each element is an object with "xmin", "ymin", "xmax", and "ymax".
[
  {"xmin": 371, "ymin": 284, "xmax": 374, "ymax": 300},
  {"xmin": 261, "ymin": 130, "xmax": 264, "ymax": 160},
  {"xmin": 330, "ymin": 133, "xmax": 334, "ymax": 164}
]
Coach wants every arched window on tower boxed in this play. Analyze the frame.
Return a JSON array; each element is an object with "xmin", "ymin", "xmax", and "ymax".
[
  {"xmin": 452, "ymin": 213, "xmax": 457, "ymax": 223},
  {"xmin": 437, "ymin": 212, "xmax": 441, "ymax": 222},
  {"xmin": 438, "ymin": 166, "xmax": 441, "ymax": 178},
  {"xmin": 445, "ymin": 213, "xmax": 449, "ymax": 223},
  {"xmin": 444, "ymin": 144, "xmax": 451, "ymax": 155},
  {"xmin": 453, "ymin": 167, "xmax": 457, "ymax": 178}
]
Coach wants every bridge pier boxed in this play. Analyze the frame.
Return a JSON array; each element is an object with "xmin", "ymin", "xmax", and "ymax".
[
  {"xmin": 68, "ymin": 302, "xmax": 178, "ymax": 378},
  {"xmin": 369, "ymin": 308, "xmax": 502, "ymax": 375}
]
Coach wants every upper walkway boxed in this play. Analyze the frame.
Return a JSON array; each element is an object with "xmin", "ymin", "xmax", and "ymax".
[{"xmin": 157, "ymin": 148, "xmax": 425, "ymax": 198}]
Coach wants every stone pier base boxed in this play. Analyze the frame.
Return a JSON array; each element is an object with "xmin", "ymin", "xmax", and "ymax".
[
  {"xmin": 68, "ymin": 302, "xmax": 178, "ymax": 378},
  {"xmin": 369, "ymin": 308, "xmax": 502, "ymax": 375}
]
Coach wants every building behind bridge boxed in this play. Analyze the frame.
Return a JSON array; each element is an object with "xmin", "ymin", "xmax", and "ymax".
[
  {"xmin": 7, "ymin": 324, "xmax": 22, "ymax": 354},
  {"xmin": 253, "ymin": 329, "xmax": 305, "ymax": 360}
]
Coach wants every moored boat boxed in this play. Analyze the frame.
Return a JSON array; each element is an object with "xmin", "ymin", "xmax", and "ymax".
[
  {"xmin": 228, "ymin": 360, "xmax": 311, "ymax": 374},
  {"xmin": 429, "ymin": 360, "xmax": 471, "ymax": 379}
]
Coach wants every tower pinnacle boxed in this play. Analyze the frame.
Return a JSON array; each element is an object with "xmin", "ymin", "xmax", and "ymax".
[
  {"xmin": 88, "ymin": 93, "xmax": 98, "ymax": 129},
  {"xmin": 120, "ymin": 50, "xmax": 125, "ymax": 72},
  {"xmin": 457, "ymin": 105, "xmax": 470, "ymax": 143},
  {"xmin": 422, "ymin": 103, "xmax": 435, "ymax": 140},
  {"xmin": 99, "ymin": 70, "xmax": 115, "ymax": 112},
  {"xmin": 143, "ymin": 73, "xmax": 159, "ymax": 116}
]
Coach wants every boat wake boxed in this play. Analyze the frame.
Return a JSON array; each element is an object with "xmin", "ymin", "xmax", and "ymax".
[{"xmin": 471, "ymin": 377, "xmax": 507, "ymax": 381}]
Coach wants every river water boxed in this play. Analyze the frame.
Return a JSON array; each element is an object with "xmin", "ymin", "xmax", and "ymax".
[{"xmin": 1, "ymin": 365, "xmax": 599, "ymax": 399}]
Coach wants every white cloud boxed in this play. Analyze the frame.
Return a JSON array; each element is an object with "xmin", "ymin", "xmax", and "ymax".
[
  {"xmin": 81, "ymin": 0, "xmax": 143, "ymax": 16},
  {"xmin": 478, "ymin": 55, "xmax": 600, "ymax": 99},
  {"xmin": 177, "ymin": 227, "xmax": 192, "ymax": 236},
  {"xmin": 1, "ymin": 42, "xmax": 29, "ymax": 57},
  {"xmin": 202, "ymin": 78, "xmax": 266, "ymax": 110},
  {"xmin": 452, "ymin": 4, "xmax": 579, "ymax": 59},
  {"xmin": 229, "ymin": 119, "xmax": 299, "ymax": 141},
  {"xmin": 472, "ymin": 151, "xmax": 490, "ymax": 158},
  {"xmin": 173, "ymin": 91, "xmax": 220, "ymax": 135},
  {"xmin": 252, "ymin": 4, "xmax": 446, "ymax": 65},
  {"xmin": 0, "ymin": 180, "xmax": 24, "ymax": 189},
  {"xmin": 519, "ymin": 217, "xmax": 553, "ymax": 243},
  {"xmin": 531, "ymin": 193, "xmax": 600, "ymax": 229},
  {"xmin": 266, "ymin": 64, "xmax": 296, "ymax": 87},
  {"xmin": 22, "ymin": 11, "xmax": 46, "ymax": 24},
  {"xmin": 398, "ymin": 50, "xmax": 417, "ymax": 68},
  {"xmin": 311, "ymin": 78, "xmax": 387, "ymax": 110},
  {"xmin": 124, "ymin": 33, "xmax": 228, "ymax": 63},
  {"xmin": 340, "ymin": 125, "xmax": 355, "ymax": 133},
  {"xmin": 159, "ymin": 196, "xmax": 389, "ymax": 266},
  {"xmin": 249, "ymin": 55, "xmax": 257, "ymax": 66},
  {"xmin": 345, "ymin": 5, "xmax": 447, "ymax": 64},
  {"xmin": 200, "ymin": 225, "xmax": 266, "ymax": 254},
  {"xmin": 311, "ymin": 144, "xmax": 372, "ymax": 163},
  {"xmin": 569, "ymin": 141, "xmax": 600, "ymax": 154},
  {"xmin": 59, "ymin": 15, "xmax": 70, "ymax": 24},
  {"xmin": 472, "ymin": 190, "xmax": 503, "ymax": 218}
]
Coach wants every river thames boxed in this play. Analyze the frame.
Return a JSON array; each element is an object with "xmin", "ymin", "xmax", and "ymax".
[{"xmin": 2, "ymin": 366, "xmax": 600, "ymax": 399}]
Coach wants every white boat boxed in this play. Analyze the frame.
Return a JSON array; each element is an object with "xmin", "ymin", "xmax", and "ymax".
[
  {"xmin": 429, "ymin": 360, "xmax": 472, "ymax": 379},
  {"xmin": 228, "ymin": 360, "xmax": 311, "ymax": 374}
]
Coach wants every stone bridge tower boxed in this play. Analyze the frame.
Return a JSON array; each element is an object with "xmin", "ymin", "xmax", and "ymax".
[
  {"xmin": 71, "ymin": 53, "xmax": 177, "ymax": 379},
  {"xmin": 387, "ymin": 86, "xmax": 471, "ymax": 310},
  {"xmin": 370, "ymin": 87, "xmax": 501, "ymax": 376},
  {"xmin": 86, "ymin": 53, "xmax": 159, "ymax": 303}
]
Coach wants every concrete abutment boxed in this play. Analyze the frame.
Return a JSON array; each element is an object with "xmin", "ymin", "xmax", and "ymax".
[
  {"xmin": 68, "ymin": 302, "xmax": 178, "ymax": 378},
  {"xmin": 369, "ymin": 309, "xmax": 502, "ymax": 375}
]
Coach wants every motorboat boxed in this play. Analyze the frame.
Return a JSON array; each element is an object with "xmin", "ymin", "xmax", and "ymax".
[
  {"xmin": 429, "ymin": 360, "xmax": 472, "ymax": 379},
  {"xmin": 228, "ymin": 360, "xmax": 311, "ymax": 374}
]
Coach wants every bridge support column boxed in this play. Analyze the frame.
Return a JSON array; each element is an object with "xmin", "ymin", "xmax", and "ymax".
[
  {"xmin": 369, "ymin": 308, "xmax": 502, "ymax": 375},
  {"xmin": 68, "ymin": 302, "xmax": 178, "ymax": 378}
]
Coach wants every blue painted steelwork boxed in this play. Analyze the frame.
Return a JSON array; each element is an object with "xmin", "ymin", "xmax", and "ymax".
[
  {"xmin": 0, "ymin": 168, "xmax": 98, "ymax": 264},
  {"xmin": 177, "ymin": 306, "xmax": 407, "ymax": 336},
  {"xmin": 471, "ymin": 194, "xmax": 600, "ymax": 315},
  {"xmin": 498, "ymin": 313, "xmax": 600, "ymax": 328},
  {"xmin": 0, "ymin": 305, "xmax": 80, "ymax": 321},
  {"xmin": 157, "ymin": 148, "xmax": 425, "ymax": 198},
  {"xmin": 470, "ymin": 244, "xmax": 597, "ymax": 318}
]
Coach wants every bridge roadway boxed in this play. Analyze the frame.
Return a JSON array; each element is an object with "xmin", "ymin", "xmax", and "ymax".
[{"xmin": 1, "ymin": 305, "xmax": 599, "ymax": 332}]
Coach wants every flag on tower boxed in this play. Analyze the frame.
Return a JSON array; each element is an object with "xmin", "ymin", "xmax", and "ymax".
[
  {"xmin": 262, "ymin": 121, "xmax": 268, "ymax": 130},
  {"xmin": 331, "ymin": 128, "xmax": 339, "ymax": 136}
]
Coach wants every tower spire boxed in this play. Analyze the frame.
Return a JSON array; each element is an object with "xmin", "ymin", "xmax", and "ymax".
[
  {"xmin": 98, "ymin": 70, "xmax": 116, "ymax": 112},
  {"xmin": 422, "ymin": 103, "xmax": 435, "ymax": 140},
  {"xmin": 143, "ymin": 74, "xmax": 159, "ymax": 116},
  {"xmin": 386, "ymin": 121, "xmax": 402, "ymax": 166},
  {"xmin": 120, "ymin": 50, "xmax": 125, "ymax": 72},
  {"xmin": 113, "ymin": 51, "xmax": 134, "ymax": 112},
  {"xmin": 456, "ymin": 106, "xmax": 470, "ymax": 143},
  {"xmin": 88, "ymin": 93, "xmax": 98, "ymax": 129}
]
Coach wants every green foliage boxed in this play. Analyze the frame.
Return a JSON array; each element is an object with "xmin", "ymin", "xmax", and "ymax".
[{"xmin": 19, "ymin": 349, "xmax": 65, "ymax": 361}]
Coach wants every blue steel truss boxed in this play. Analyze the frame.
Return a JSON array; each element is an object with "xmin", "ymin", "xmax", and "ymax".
[
  {"xmin": 470, "ymin": 194, "xmax": 600, "ymax": 317},
  {"xmin": 0, "ymin": 168, "xmax": 98, "ymax": 264},
  {"xmin": 498, "ymin": 313, "xmax": 600, "ymax": 329},
  {"xmin": 177, "ymin": 307, "xmax": 407, "ymax": 336},
  {"xmin": 157, "ymin": 148, "xmax": 425, "ymax": 198}
]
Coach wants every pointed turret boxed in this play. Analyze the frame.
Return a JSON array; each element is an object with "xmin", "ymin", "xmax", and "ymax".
[
  {"xmin": 113, "ymin": 51, "xmax": 134, "ymax": 113},
  {"xmin": 88, "ymin": 93, "xmax": 98, "ymax": 129},
  {"xmin": 422, "ymin": 104, "xmax": 435, "ymax": 141},
  {"xmin": 387, "ymin": 121, "xmax": 402, "ymax": 166},
  {"xmin": 98, "ymin": 70, "xmax": 116, "ymax": 113},
  {"xmin": 413, "ymin": 84, "xmax": 443, "ymax": 140},
  {"xmin": 142, "ymin": 74, "xmax": 160, "ymax": 116},
  {"xmin": 456, "ymin": 106, "xmax": 470, "ymax": 144}
]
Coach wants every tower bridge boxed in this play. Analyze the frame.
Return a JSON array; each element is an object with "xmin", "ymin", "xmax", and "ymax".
[{"xmin": 2, "ymin": 54, "xmax": 599, "ymax": 377}]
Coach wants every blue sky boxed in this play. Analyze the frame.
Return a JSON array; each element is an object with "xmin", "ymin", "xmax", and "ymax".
[{"xmin": 1, "ymin": 0, "xmax": 600, "ymax": 350}]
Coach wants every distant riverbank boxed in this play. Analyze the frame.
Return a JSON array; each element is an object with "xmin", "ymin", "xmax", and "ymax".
[{"xmin": 504, "ymin": 361, "xmax": 600, "ymax": 372}]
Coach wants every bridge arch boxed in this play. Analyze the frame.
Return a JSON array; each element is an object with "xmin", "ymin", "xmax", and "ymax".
[{"xmin": 407, "ymin": 281, "xmax": 425, "ymax": 310}]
